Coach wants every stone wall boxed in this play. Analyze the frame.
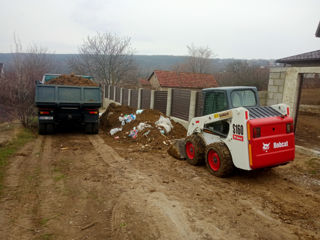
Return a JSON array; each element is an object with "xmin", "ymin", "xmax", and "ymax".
[{"xmin": 267, "ymin": 69, "xmax": 286, "ymax": 106}]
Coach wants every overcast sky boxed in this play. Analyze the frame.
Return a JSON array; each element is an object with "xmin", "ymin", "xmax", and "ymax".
[{"xmin": 0, "ymin": 0, "xmax": 319, "ymax": 59}]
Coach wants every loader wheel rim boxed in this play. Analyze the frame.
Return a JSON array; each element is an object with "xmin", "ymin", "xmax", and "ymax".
[
  {"xmin": 207, "ymin": 150, "xmax": 220, "ymax": 171},
  {"xmin": 186, "ymin": 141, "xmax": 195, "ymax": 159}
]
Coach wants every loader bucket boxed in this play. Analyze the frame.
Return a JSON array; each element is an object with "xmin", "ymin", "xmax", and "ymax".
[{"xmin": 167, "ymin": 138, "xmax": 187, "ymax": 159}]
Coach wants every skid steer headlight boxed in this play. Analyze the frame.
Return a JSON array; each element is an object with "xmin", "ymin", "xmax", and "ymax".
[
  {"xmin": 286, "ymin": 123, "xmax": 293, "ymax": 133},
  {"xmin": 253, "ymin": 127, "xmax": 261, "ymax": 138}
]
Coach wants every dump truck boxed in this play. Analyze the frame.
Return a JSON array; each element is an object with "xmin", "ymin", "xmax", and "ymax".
[
  {"xmin": 171, "ymin": 86, "xmax": 295, "ymax": 177},
  {"xmin": 35, "ymin": 74, "xmax": 102, "ymax": 135}
]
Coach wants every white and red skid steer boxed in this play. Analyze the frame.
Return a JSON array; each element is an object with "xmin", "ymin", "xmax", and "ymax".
[{"xmin": 169, "ymin": 87, "xmax": 295, "ymax": 177}]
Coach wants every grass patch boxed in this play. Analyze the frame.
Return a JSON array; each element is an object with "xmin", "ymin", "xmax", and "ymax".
[{"xmin": 0, "ymin": 128, "xmax": 35, "ymax": 193}]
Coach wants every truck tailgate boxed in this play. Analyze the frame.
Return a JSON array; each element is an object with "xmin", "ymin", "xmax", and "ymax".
[{"xmin": 35, "ymin": 85, "xmax": 101, "ymax": 107}]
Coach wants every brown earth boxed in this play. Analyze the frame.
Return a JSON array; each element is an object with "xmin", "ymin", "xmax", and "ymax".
[
  {"xmin": 300, "ymin": 88, "xmax": 320, "ymax": 106},
  {"xmin": 0, "ymin": 127, "xmax": 319, "ymax": 239},
  {"xmin": 296, "ymin": 112, "xmax": 320, "ymax": 151},
  {"xmin": 100, "ymin": 103, "xmax": 186, "ymax": 151},
  {"xmin": 46, "ymin": 74, "xmax": 98, "ymax": 86}
]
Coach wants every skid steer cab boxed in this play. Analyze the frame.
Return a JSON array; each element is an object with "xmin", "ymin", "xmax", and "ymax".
[{"xmin": 183, "ymin": 86, "xmax": 295, "ymax": 177}]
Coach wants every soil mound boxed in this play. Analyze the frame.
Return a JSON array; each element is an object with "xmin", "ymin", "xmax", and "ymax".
[
  {"xmin": 100, "ymin": 103, "xmax": 187, "ymax": 150},
  {"xmin": 46, "ymin": 74, "xmax": 98, "ymax": 86}
]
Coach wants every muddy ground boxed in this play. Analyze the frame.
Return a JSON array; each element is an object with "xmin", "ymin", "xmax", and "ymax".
[{"xmin": 0, "ymin": 128, "xmax": 319, "ymax": 240}]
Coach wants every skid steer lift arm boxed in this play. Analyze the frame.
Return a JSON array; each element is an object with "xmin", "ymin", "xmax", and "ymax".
[{"xmin": 187, "ymin": 109, "xmax": 236, "ymax": 136}]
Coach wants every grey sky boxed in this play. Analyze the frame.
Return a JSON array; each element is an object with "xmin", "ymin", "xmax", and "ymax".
[{"xmin": 0, "ymin": 0, "xmax": 319, "ymax": 59}]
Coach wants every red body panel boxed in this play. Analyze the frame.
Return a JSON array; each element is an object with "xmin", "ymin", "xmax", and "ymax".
[{"xmin": 248, "ymin": 116, "xmax": 295, "ymax": 169}]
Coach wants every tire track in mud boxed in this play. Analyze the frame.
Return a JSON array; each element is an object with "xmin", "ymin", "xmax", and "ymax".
[
  {"xmin": 36, "ymin": 134, "xmax": 118, "ymax": 239},
  {"xmin": 89, "ymin": 135, "xmax": 224, "ymax": 240},
  {"xmin": 103, "ymin": 136, "xmax": 320, "ymax": 240}
]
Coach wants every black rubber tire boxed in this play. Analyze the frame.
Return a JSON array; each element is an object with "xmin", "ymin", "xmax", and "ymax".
[
  {"xmin": 185, "ymin": 134, "xmax": 206, "ymax": 165},
  {"xmin": 38, "ymin": 123, "xmax": 46, "ymax": 135},
  {"xmin": 92, "ymin": 122, "xmax": 99, "ymax": 134},
  {"xmin": 85, "ymin": 123, "xmax": 93, "ymax": 134},
  {"xmin": 205, "ymin": 142, "xmax": 234, "ymax": 177},
  {"xmin": 46, "ymin": 123, "xmax": 54, "ymax": 134}
]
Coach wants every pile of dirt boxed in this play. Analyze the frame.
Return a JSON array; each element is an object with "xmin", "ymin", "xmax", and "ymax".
[
  {"xmin": 100, "ymin": 103, "xmax": 187, "ymax": 150},
  {"xmin": 46, "ymin": 74, "xmax": 98, "ymax": 86}
]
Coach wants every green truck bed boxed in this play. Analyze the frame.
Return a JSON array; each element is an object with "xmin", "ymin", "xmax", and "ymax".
[{"xmin": 35, "ymin": 84, "xmax": 102, "ymax": 107}]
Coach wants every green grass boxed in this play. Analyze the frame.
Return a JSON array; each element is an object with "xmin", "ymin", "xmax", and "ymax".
[{"xmin": 0, "ymin": 128, "xmax": 35, "ymax": 193}]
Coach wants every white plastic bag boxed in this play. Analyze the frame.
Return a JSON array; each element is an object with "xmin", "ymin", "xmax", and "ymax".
[
  {"xmin": 110, "ymin": 128, "xmax": 122, "ymax": 136},
  {"xmin": 155, "ymin": 116, "xmax": 173, "ymax": 133},
  {"xmin": 137, "ymin": 122, "xmax": 151, "ymax": 131}
]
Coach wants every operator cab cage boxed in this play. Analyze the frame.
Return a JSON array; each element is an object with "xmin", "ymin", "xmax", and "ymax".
[{"xmin": 201, "ymin": 86, "xmax": 260, "ymax": 116}]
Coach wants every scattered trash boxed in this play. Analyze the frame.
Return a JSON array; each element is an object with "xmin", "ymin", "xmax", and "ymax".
[
  {"xmin": 119, "ymin": 114, "xmax": 136, "ymax": 125},
  {"xmin": 129, "ymin": 127, "xmax": 138, "ymax": 139},
  {"xmin": 136, "ymin": 109, "xmax": 144, "ymax": 114},
  {"xmin": 114, "ymin": 136, "xmax": 120, "ymax": 140},
  {"xmin": 143, "ymin": 130, "xmax": 151, "ymax": 136},
  {"xmin": 156, "ymin": 116, "xmax": 173, "ymax": 133},
  {"xmin": 60, "ymin": 147, "xmax": 69, "ymax": 150},
  {"xmin": 110, "ymin": 128, "xmax": 122, "ymax": 136},
  {"xmin": 137, "ymin": 122, "xmax": 151, "ymax": 131},
  {"xmin": 100, "ymin": 103, "xmax": 187, "ymax": 149}
]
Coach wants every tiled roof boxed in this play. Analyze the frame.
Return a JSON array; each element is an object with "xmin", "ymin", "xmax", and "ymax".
[
  {"xmin": 276, "ymin": 50, "xmax": 320, "ymax": 64},
  {"xmin": 139, "ymin": 78, "xmax": 151, "ymax": 86},
  {"xmin": 149, "ymin": 70, "xmax": 218, "ymax": 89}
]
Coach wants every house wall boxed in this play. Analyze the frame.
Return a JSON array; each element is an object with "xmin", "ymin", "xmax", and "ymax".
[{"xmin": 149, "ymin": 74, "xmax": 160, "ymax": 89}]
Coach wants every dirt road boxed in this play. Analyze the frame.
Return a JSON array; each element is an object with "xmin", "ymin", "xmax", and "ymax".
[{"xmin": 0, "ymin": 133, "xmax": 319, "ymax": 240}]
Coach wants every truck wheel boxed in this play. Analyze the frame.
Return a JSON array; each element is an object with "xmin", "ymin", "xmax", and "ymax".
[
  {"xmin": 39, "ymin": 123, "xmax": 46, "ymax": 135},
  {"xmin": 185, "ymin": 134, "xmax": 205, "ymax": 165},
  {"xmin": 46, "ymin": 123, "xmax": 54, "ymax": 134},
  {"xmin": 85, "ymin": 123, "xmax": 93, "ymax": 134},
  {"xmin": 205, "ymin": 142, "xmax": 234, "ymax": 177},
  {"xmin": 92, "ymin": 123, "xmax": 99, "ymax": 134}
]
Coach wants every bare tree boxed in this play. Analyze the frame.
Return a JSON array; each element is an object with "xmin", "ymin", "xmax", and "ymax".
[
  {"xmin": 215, "ymin": 60, "xmax": 269, "ymax": 90},
  {"xmin": 171, "ymin": 44, "xmax": 214, "ymax": 74},
  {"xmin": 69, "ymin": 32, "xmax": 136, "ymax": 85},
  {"xmin": 0, "ymin": 37, "xmax": 52, "ymax": 127}
]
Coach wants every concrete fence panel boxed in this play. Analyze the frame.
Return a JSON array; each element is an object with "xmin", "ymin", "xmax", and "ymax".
[
  {"xmin": 171, "ymin": 89, "xmax": 190, "ymax": 121},
  {"xmin": 130, "ymin": 89, "xmax": 139, "ymax": 109},
  {"xmin": 141, "ymin": 89, "xmax": 151, "ymax": 109},
  {"xmin": 115, "ymin": 87, "xmax": 121, "ymax": 103},
  {"xmin": 195, "ymin": 91, "xmax": 204, "ymax": 117},
  {"xmin": 154, "ymin": 91, "xmax": 168, "ymax": 114},
  {"xmin": 105, "ymin": 85, "xmax": 109, "ymax": 98},
  {"xmin": 122, "ymin": 88, "xmax": 129, "ymax": 106},
  {"xmin": 110, "ymin": 86, "xmax": 114, "ymax": 100}
]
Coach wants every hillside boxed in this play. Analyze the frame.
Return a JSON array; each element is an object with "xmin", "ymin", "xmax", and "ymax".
[{"xmin": 0, "ymin": 53, "xmax": 274, "ymax": 75}]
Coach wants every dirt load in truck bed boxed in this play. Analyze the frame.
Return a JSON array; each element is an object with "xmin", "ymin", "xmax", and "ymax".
[
  {"xmin": 46, "ymin": 74, "xmax": 98, "ymax": 86},
  {"xmin": 100, "ymin": 103, "xmax": 186, "ymax": 151}
]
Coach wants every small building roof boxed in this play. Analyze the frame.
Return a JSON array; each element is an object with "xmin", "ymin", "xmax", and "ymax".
[
  {"xmin": 276, "ymin": 50, "xmax": 320, "ymax": 65},
  {"xmin": 316, "ymin": 21, "xmax": 320, "ymax": 37},
  {"xmin": 139, "ymin": 78, "xmax": 151, "ymax": 86},
  {"xmin": 148, "ymin": 70, "xmax": 218, "ymax": 89}
]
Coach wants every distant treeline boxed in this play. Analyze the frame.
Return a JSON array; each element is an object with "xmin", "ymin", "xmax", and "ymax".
[{"xmin": 0, "ymin": 53, "xmax": 274, "ymax": 75}]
